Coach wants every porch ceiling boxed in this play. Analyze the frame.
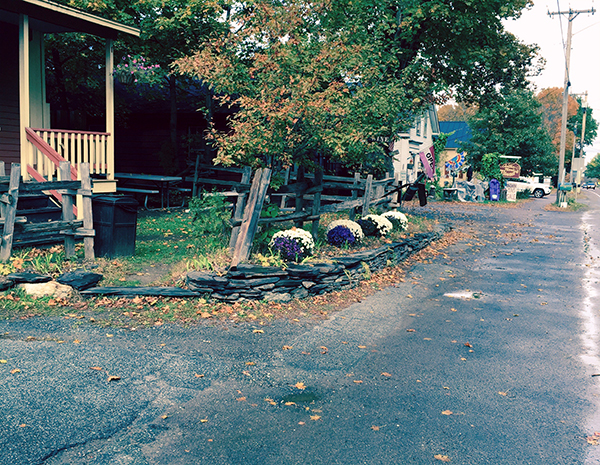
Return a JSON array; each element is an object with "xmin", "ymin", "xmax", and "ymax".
[{"xmin": 0, "ymin": 0, "xmax": 139, "ymax": 38}]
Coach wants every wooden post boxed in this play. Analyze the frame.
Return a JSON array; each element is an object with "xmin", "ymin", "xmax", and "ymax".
[
  {"xmin": 361, "ymin": 174, "xmax": 374, "ymax": 217},
  {"xmin": 311, "ymin": 169, "xmax": 323, "ymax": 240},
  {"xmin": 349, "ymin": 172, "xmax": 360, "ymax": 220},
  {"xmin": 0, "ymin": 164, "xmax": 21, "ymax": 262},
  {"xmin": 59, "ymin": 162, "xmax": 75, "ymax": 258},
  {"xmin": 390, "ymin": 173, "xmax": 400, "ymax": 208},
  {"xmin": 229, "ymin": 166, "xmax": 252, "ymax": 251},
  {"xmin": 294, "ymin": 166, "xmax": 305, "ymax": 228},
  {"xmin": 79, "ymin": 163, "xmax": 95, "ymax": 260},
  {"xmin": 231, "ymin": 168, "xmax": 272, "ymax": 267}
]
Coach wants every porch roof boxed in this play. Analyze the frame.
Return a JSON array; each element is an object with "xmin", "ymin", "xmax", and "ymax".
[{"xmin": 0, "ymin": 0, "xmax": 139, "ymax": 38}]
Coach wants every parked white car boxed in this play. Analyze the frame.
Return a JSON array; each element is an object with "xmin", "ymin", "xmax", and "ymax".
[{"xmin": 506, "ymin": 178, "xmax": 552, "ymax": 198}]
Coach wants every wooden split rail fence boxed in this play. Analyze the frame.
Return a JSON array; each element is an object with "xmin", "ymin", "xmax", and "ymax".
[
  {"xmin": 0, "ymin": 161, "xmax": 95, "ymax": 262},
  {"xmin": 225, "ymin": 167, "xmax": 401, "ymax": 266}
]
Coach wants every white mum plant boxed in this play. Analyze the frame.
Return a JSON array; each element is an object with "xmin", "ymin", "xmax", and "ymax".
[
  {"xmin": 269, "ymin": 227, "xmax": 315, "ymax": 261},
  {"xmin": 326, "ymin": 219, "xmax": 364, "ymax": 242},
  {"xmin": 358, "ymin": 214, "xmax": 393, "ymax": 237},
  {"xmin": 382, "ymin": 211, "xmax": 408, "ymax": 231}
]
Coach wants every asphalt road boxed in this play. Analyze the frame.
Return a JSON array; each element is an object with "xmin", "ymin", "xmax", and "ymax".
[{"xmin": 1, "ymin": 193, "xmax": 600, "ymax": 464}]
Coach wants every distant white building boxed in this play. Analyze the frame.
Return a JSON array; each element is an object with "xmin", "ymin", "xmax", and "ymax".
[{"xmin": 391, "ymin": 105, "xmax": 440, "ymax": 184}]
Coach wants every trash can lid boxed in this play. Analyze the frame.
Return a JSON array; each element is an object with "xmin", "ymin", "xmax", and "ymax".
[{"xmin": 93, "ymin": 195, "xmax": 139, "ymax": 206}]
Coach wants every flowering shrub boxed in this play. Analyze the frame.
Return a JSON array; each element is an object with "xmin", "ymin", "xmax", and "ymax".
[
  {"xmin": 382, "ymin": 211, "xmax": 408, "ymax": 231},
  {"xmin": 327, "ymin": 226, "xmax": 356, "ymax": 247},
  {"xmin": 114, "ymin": 54, "xmax": 165, "ymax": 86},
  {"xmin": 326, "ymin": 219, "xmax": 364, "ymax": 247},
  {"xmin": 269, "ymin": 228, "xmax": 314, "ymax": 262},
  {"xmin": 357, "ymin": 214, "xmax": 393, "ymax": 237}
]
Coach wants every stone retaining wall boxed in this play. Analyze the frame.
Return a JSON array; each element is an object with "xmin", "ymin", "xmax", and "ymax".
[{"xmin": 187, "ymin": 230, "xmax": 445, "ymax": 303}]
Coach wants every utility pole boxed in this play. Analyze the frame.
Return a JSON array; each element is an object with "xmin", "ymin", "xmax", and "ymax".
[{"xmin": 548, "ymin": 7, "xmax": 595, "ymax": 205}]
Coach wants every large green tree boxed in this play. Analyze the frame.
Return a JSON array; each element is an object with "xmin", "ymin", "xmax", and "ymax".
[
  {"xmin": 585, "ymin": 154, "xmax": 600, "ymax": 179},
  {"xmin": 462, "ymin": 88, "xmax": 556, "ymax": 175},
  {"xmin": 176, "ymin": 0, "xmax": 539, "ymax": 171}
]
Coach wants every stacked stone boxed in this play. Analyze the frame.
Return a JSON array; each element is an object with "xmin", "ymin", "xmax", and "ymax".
[{"xmin": 186, "ymin": 230, "xmax": 444, "ymax": 303}]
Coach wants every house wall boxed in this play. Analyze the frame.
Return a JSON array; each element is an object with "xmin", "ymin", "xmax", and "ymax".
[{"xmin": 0, "ymin": 23, "xmax": 20, "ymax": 168}]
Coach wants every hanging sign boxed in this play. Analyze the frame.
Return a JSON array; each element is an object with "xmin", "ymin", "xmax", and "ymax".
[{"xmin": 500, "ymin": 162, "xmax": 521, "ymax": 179}]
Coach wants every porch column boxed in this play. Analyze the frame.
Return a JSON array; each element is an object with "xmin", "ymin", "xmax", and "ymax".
[
  {"xmin": 105, "ymin": 38, "xmax": 114, "ymax": 180},
  {"xmin": 18, "ymin": 14, "xmax": 30, "ymax": 179}
]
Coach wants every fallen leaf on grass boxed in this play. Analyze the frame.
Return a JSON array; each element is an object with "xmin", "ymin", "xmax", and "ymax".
[
  {"xmin": 246, "ymin": 362, "xmax": 256, "ymax": 366},
  {"xmin": 236, "ymin": 397, "xmax": 247, "ymax": 402},
  {"xmin": 161, "ymin": 415, "xmax": 168, "ymax": 419},
  {"xmin": 107, "ymin": 375, "xmax": 121, "ymax": 382},
  {"xmin": 441, "ymin": 410, "xmax": 453, "ymax": 415},
  {"xmin": 252, "ymin": 329, "xmax": 264, "ymax": 334},
  {"xmin": 294, "ymin": 382, "xmax": 307, "ymax": 390},
  {"xmin": 282, "ymin": 345, "xmax": 293, "ymax": 350},
  {"xmin": 298, "ymin": 421, "xmax": 306, "ymax": 425},
  {"xmin": 406, "ymin": 329, "xmax": 416, "ymax": 332},
  {"xmin": 358, "ymin": 345, "xmax": 367, "ymax": 349},
  {"xmin": 10, "ymin": 368, "xmax": 21, "ymax": 374},
  {"xmin": 73, "ymin": 340, "xmax": 81, "ymax": 344},
  {"xmin": 464, "ymin": 343, "xmax": 473, "ymax": 348},
  {"xmin": 406, "ymin": 295, "xmax": 413, "ymax": 298},
  {"xmin": 0, "ymin": 360, "xmax": 7, "ymax": 364},
  {"xmin": 434, "ymin": 454, "xmax": 451, "ymax": 462},
  {"xmin": 284, "ymin": 402, "xmax": 296, "ymax": 406},
  {"xmin": 90, "ymin": 366, "xmax": 103, "ymax": 371},
  {"xmin": 371, "ymin": 426, "xmax": 380, "ymax": 431},
  {"xmin": 310, "ymin": 415, "xmax": 321, "ymax": 421},
  {"xmin": 200, "ymin": 419, "xmax": 208, "ymax": 423},
  {"xmin": 381, "ymin": 372, "xmax": 392, "ymax": 377},
  {"xmin": 194, "ymin": 373, "xmax": 205, "ymax": 378},
  {"xmin": 498, "ymin": 391, "xmax": 508, "ymax": 396},
  {"xmin": 353, "ymin": 380, "xmax": 363, "ymax": 384}
]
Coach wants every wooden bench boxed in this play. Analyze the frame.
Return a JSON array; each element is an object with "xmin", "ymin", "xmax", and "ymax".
[{"xmin": 117, "ymin": 187, "xmax": 159, "ymax": 209}]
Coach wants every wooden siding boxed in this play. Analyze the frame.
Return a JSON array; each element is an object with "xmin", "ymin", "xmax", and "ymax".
[{"xmin": 0, "ymin": 23, "xmax": 20, "ymax": 169}]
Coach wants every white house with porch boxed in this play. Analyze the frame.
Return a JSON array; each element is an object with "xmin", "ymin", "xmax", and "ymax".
[
  {"xmin": 391, "ymin": 105, "xmax": 440, "ymax": 184},
  {"xmin": 0, "ymin": 0, "xmax": 139, "ymax": 193}
]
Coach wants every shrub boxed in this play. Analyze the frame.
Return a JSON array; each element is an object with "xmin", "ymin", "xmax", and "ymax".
[
  {"xmin": 382, "ymin": 211, "xmax": 408, "ymax": 231},
  {"xmin": 269, "ymin": 228, "xmax": 314, "ymax": 262},
  {"xmin": 326, "ymin": 219, "xmax": 364, "ymax": 246},
  {"xmin": 356, "ymin": 214, "xmax": 393, "ymax": 237}
]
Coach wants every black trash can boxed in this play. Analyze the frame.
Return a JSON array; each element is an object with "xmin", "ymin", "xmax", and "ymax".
[{"xmin": 92, "ymin": 195, "xmax": 139, "ymax": 257}]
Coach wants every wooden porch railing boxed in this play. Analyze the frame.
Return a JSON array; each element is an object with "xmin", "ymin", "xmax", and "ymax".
[{"xmin": 25, "ymin": 127, "xmax": 112, "ymax": 181}]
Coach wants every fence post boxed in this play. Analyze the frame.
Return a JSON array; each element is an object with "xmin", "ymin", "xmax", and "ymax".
[
  {"xmin": 311, "ymin": 169, "xmax": 323, "ymax": 240},
  {"xmin": 294, "ymin": 165, "xmax": 305, "ymax": 228},
  {"xmin": 0, "ymin": 164, "xmax": 21, "ymax": 262},
  {"xmin": 231, "ymin": 168, "xmax": 272, "ymax": 267},
  {"xmin": 349, "ymin": 172, "xmax": 360, "ymax": 220},
  {"xmin": 59, "ymin": 162, "xmax": 75, "ymax": 258},
  {"xmin": 361, "ymin": 174, "xmax": 373, "ymax": 217},
  {"xmin": 79, "ymin": 163, "xmax": 95, "ymax": 260},
  {"xmin": 0, "ymin": 162, "xmax": 5, "ymax": 219},
  {"xmin": 229, "ymin": 166, "xmax": 252, "ymax": 252},
  {"xmin": 391, "ymin": 173, "xmax": 400, "ymax": 208}
]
